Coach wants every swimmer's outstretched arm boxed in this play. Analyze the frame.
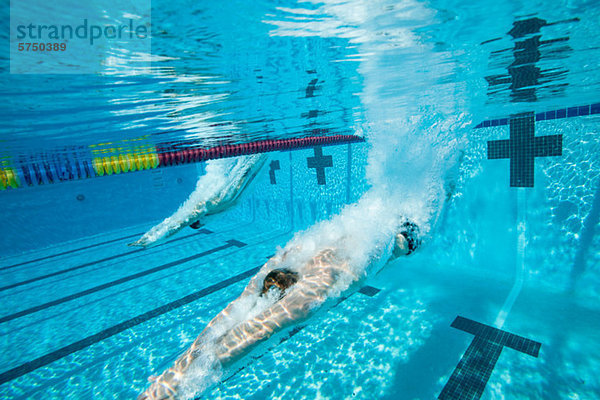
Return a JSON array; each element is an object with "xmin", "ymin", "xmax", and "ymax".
[
  {"xmin": 130, "ymin": 154, "xmax": 266, "ymax": 248},
  {"xmin": 138, "ymin": 250, "xmax": 345, "ymax": 400},
  {"xmin": 137, "ymin": 266, "xmax": 268, "ymax": 400},
  {"xmin": 137, "ymin": 255, "xmax": 282, "ymax": 400}
]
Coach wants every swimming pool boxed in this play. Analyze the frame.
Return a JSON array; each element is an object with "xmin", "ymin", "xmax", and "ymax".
[{"xmin": 1, "ymin": 0, "xmax": 599, "ymax": 399}]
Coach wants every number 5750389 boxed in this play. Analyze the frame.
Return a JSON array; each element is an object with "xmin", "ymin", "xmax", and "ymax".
[{"xmin": 17, "ymin": 43, "xmax": 66, "ymax": 51}]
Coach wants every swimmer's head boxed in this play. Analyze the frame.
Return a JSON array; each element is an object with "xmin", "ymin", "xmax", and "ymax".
[
  {"xmin": 261, "ymin": 268, "xmax": 298, "ymax": 296},
  {"xmin": 189, "ymin": 220, "xmax": 205, "ymax": 230},
  {"xmin": 391, "ymin": 221, "xmax": 421, "ymax": 259},
  {"xmin": 392, "ymin": 233, "xmax": 410, "ymax": 259}
]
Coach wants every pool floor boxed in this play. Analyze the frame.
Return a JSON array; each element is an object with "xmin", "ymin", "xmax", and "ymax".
[{"xmin": 0, "ymin": 220, "xmax": 597, "ymax": 399}]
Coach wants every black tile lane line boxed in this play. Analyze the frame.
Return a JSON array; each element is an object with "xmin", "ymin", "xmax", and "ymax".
[
  {"xmin": 450, "ymin": 315, "xmax": 541, "ymax": 357},
  {"xmin": 1, "ymin": 233, "xmax": 285, "ymax": 339},
  {"xmin": 0, "ymin": 232, "xmax": 143, "ymax": 272},
  {"xmin": 5, "ymin": 255, "xmax": 277, "ymax": 396},
  {"xmin": 5, "ymin": 224, "xmax": 253, "ymax": 298},
  {"xmin": 0, "ymin": 229, "xmax": 213, "ymax": 292},
  {"xmin": 0, "ymin": 264, "xmax": 261, "ymax": 386},
  {"xmin": 0, "ymin": 238, "xmax": 245, "ymax": 325}
]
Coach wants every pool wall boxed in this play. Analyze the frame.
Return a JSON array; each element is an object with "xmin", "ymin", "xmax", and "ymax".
[{"xmin": 0, "ymin": 141, "xmax": 370, "ymax": 257}]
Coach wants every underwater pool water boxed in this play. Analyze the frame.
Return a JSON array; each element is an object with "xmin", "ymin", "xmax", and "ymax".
[{"xmin": 1, "ymin": 0, "xmax": 600, "ymax": 399}]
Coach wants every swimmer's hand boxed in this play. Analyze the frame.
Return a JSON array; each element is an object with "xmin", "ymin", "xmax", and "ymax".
[
  {"xmin": 138, "ymin": 376, "xmax": 181, "ymax": 400},
  {"xmin": 128, "ymin": 218, "xmax": 181, "ymax": 248},
  {"xmin": 128, "ymin": 238, "xmax": 151, "ymax": 248}
]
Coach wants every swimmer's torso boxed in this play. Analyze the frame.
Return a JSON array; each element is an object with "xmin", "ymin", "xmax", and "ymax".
[
  {"xmin": 214, "ymin": 249, "xmax": 356, "ymax": 364},
  {"xmin": 139, "ymin": 248, "xmax": 356, "ymax": 400}
]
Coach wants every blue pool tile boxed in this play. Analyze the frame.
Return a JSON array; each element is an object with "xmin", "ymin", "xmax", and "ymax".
[
  {"xmin": 0, "ymin": 230, "xmax": 213, "ymax": 293},
  {"xmin": 476, "ymin": 102, "xmax": 599, "ymax": 130},
  {"xmin": 567, "ymin": 107, "xmax": 578, "ymax": 117},
  {"xmin": 0, "ymin": 232, "xmax": 146, "ymax": 272}
]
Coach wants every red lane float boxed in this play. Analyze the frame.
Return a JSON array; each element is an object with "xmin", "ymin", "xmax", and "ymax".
[{"xmin": 155, "ymin": 134, "xmax": 365, "ymax": 168}]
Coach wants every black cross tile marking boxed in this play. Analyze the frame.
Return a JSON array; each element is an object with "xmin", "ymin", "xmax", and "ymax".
[
  {"xmin": 438, "ymin": 316, "xmax": 542, "ymax": 400},
  {"xmin": 305, "ymin": 78, "xmax": 318, "ymax": 98},
  {"xmin": 226, "ymin": 239, "xmax": 248, "ymax": 248},
  {"xmin": 484, "ymin": 17, "xmax": 575, "ymax": 103},
  {"xmin": 451, "ymin": 316, "xmax": 541, "ymax": 357},
  {"xmin": 507, "ymin": 17, "xmax": 547, "ymax": 38},
  {"xmin": 358, "ymin": 285, "xmax": 381, "ymax": 297},
  {"xmin": 301, "ymin": 110, "xmax": 320, "ymax": 119},
  {"xmin": 439, "ymin": 336, "xmax": 504, "ymax": 400},
  {"xmin": 487, "ymin": 112, "xmax": 562, "ymax": 187},
  {"xmin": 269, "ymin": 160, "xmax": 280, "ymax": 184},
  {"xmin": 307, "ymin": 146, "xmax": 333, "ymax": 185}
]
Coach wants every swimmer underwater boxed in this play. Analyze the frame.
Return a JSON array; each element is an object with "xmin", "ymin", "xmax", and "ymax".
[
  {"xmin": 129, "ymin": 154, "xmax": 266, "ymax": 248},
  {"xmin": 138, "ymin": 209, "xmax": 421, "ymax": 399}
]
